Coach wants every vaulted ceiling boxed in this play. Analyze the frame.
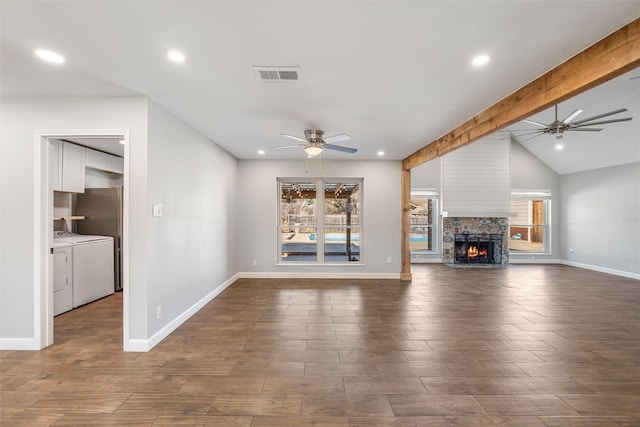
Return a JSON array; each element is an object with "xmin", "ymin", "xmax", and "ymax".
[{"xmin": 2, "ymin": 1, "xmax": 639, "ymax": 174}]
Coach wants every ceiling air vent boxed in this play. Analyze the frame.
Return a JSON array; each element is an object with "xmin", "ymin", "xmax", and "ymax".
[{"xmin": 254, "ymin": 66, "xmax": 301, "ymax": 82}]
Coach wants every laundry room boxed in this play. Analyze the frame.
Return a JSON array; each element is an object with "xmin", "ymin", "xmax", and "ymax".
[{"xmin": 51, "ymin": 137, "xmax": 124, "ymax": 316}]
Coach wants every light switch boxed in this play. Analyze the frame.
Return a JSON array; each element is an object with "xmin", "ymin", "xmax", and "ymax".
[{"xmin": 152, "ymin": 204, "xmax": 162, "ymax": 217}]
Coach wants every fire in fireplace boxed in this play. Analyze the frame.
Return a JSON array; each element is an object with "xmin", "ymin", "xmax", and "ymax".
[{"xmin": 454, "ymin": 233, "xmax": 502, "ymax": 264}]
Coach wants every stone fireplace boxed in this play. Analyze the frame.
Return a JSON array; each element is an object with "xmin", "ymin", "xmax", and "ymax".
[{"xmin": 443, "ymin": 217, "xmax": 509, "ymax": 266}]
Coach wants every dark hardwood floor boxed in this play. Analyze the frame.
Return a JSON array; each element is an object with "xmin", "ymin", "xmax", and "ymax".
[{"xmin": 2, "ymin": 264, "xmax": 640, "ymax": 426}]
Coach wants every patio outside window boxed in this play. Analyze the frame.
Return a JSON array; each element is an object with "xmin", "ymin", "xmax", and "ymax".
[
  {"xmin": 278, "ymin": 178, "xmax": 363, "ymax": 263},
  {"xmin": 410, "ymin": 189, "xmax": 438, "ymax": 258},
  {"xmin": 509, "ymin": 190, "xmax": 551, "ymax": 253}
]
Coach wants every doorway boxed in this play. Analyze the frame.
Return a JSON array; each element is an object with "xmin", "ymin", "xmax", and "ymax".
[{"xmin": 36, "ymin": 130, "xmax": 130, "ymax": 349}]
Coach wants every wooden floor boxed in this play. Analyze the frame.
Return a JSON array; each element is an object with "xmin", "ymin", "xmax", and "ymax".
[{"xmin": 2, "ymin": 264, "xmax": 640, "ymax": 426}]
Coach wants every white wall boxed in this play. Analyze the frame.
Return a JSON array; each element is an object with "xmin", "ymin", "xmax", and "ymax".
[
  {"xmin": 509, "ymin": 140, "xmax": 561, "ymax": 262},
  {"xmin": 560, "ymin": 162, "xmax": 640, "ymax": 278},
  {"xmin": 442, "ymin": 137, "xmax": 510, "ymax": 217},
  {"xmin": 237, "ymin": 159, "xmax": 401, "ymax": 277},
  {"xmin": 146, "ymin": 101, "xmax": 238, "ymax": 338},
  {"xmin": 0, "ymin": 96, "xmax": 148, "ymax": 347}
]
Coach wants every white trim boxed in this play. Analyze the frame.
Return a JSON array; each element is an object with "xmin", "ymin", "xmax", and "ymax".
[
  {"xmin": 34, "ymin": 129, "xmax": 129, "ymax": 352},
  {"xmin": 561, "ymin": 260, "xmax": 640, "ymax": 280},
  {"xmin": 33, "ymin": 135, "xmax": 46, "ymax": 349},
  {"xmin": 511, "ymin": 190, "xmax": 552, "ymax": 199},
  {"xmin": 0, "ymin": 338, "xmax": 41, "ymax": 351},
  {"xmin": 239, "ymin": 272, "xmax": 401, "ymax": 279},
  {"xmin": 123, "ymin": 274, "xmax": 239, "ymax": 352}
]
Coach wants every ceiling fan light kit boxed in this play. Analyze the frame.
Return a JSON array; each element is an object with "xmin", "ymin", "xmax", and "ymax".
[{"xmin": 304, "ymin": 145, "xmax": 324, "ymax": 157}]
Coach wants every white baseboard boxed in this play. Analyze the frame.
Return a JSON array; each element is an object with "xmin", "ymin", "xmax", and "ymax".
[
  {"xmin": 510, "ymin": 258, "xmax": 562, "ymax": 264},
  {"xmin": 238, "ymin": 272, "xmax": 401, "ymax": 280},
  {"xmin": 0, "ymin": 337, "xmax": 40, "ymax": 351},
  {"xmin": 561, "ymin": 260, "xmax": 640, "ymax": 280},
  {"xmin": 123, "ymin": 273, "xmax": 239, "ymax": 352}
]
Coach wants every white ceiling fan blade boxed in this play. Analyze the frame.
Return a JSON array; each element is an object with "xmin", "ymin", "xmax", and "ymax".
[
  {"xmin": 279, "ymin": 133, "xmax": 307, "ymax": 143},
  {"xmin": 523, "ymin": 119, "xmax": 548, "ymax": 128},
  {"xmin": 567, "ymin": 128, "xmax": 603, "ymax": 132},
  {"xmin": 323, "ymin": 133, "xmax": 351, "ymax": 144},
  {"xmin": 562, "ymin": 109, "xmax": 582, "ymax": 124},
  {"xmin": 324, "ymin": 144, "xmax": 357, "ymax": 154},
  {"xmin": 571, "ymin": 108, "xmax": 628, "ymax": 125},
  {"xmin": 269, "ymin": 144, "xmax": 306, "ymax": 150}
]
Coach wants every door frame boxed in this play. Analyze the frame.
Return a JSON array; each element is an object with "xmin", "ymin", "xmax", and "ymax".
[{"xmin": 35, "ymin": 129, "xmax": 130, "ymax": 349}]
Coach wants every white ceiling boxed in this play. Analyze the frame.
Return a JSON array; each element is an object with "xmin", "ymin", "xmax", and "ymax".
[{"xmin": 1, "ymin": 1, "xmax": 639, "ymax": 173}]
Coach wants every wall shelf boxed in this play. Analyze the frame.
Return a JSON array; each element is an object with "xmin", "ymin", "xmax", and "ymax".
[{"xmin": 53, "ymin": 216, "xmax": 85, "ymax": 221}]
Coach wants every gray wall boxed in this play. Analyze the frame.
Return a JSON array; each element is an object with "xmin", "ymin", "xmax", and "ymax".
[
  {"xmin": 0, "ymin": 96, "xmax": 239, "ymax": 350},
  {"xmin": 237, "ymin": 159, "xmax": 402, "ymax": 277},
  {"xmin": 411, "ymin": 157, "xmax": 441, "ymax": 189},
  {"xmin": 147, "ymin": 101, "xmax": 238, "ymax": 337},
  {"xmin": 560, "ymin": 162, "xmax": 640, "ymax": 277},
  {"xmin": 509, "ymin": 140, "xmax": 561, "ymax": 261}
]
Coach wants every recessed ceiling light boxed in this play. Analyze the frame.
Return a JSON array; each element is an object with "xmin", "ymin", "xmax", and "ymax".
[
  {"xmin": 167, "ymin": 50, "xmax": 185, "ymax": 63},
  {"xmin": 377, "ymin": 151, "xmax": 385, "ymax": 156},
  {"xmin": 35, "ymin": 49, "xmax": 65, "ymax": 64},
  {"xmin": 471, "ymin": 54, "xmax": 490, "ymax": 67},
  {"xmin": 555, "ymin": 143, "xmax": 564, "ymax": 150},
  {"xmin": 258, "ymin": 150, "xmax": 265, "ymax": 155},
  {"xmin": 119, "ymin": 140, "xmax": 125, "ymax": 145}
]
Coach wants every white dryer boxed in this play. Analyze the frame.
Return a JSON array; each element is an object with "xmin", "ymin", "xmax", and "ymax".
[
  {"xmin": 52, "ymin": 240, "xmax": 73, "ymax": 316},
  {"xmin": 54, "ymin": 231, "xmax": 114, "ymax": 308}
]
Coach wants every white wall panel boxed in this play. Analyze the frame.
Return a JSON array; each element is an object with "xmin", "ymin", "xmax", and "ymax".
[{"xmin": 442, "ymin": 138, "xmax": 510, "ymax": 217}]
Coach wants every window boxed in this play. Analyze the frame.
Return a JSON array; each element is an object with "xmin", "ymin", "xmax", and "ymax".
[
  {"xmin": 509, "ymin": 190, "xmax": 551, "ymax": 253},
  {"xmin": 278, "ymin": 178, "xmax": 362, "ymax": 263},
  {"xmin": 410, "ymin": 189, "xmax": 439, "ymax": 257}
]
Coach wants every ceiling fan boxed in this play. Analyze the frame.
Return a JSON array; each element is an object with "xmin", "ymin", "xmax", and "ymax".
[
  {"xmin": 270, "ymin": 129, "xmax": 357, "ymax": 156},
  {"xmin": 513, "ymin": 105, "xmax": 632, "ymax": 141}
]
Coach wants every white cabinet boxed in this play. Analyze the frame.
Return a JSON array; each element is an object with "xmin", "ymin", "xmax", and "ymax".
[
  {"xmin": 51, "ymin": 140, "xmax": 85, "ymax": 193},
  {"xmin": 85, "ymin": 148, "xmax": 109, "ymax": 170},
  {"xmin": 85, "ymin": 147, "xmax": 124, "ymax": 174},
  {"xmin": 50, "ymin": 140, "xmax": 63, "ymax": 191},
  {"xmin": 107, "ymin": 154, "xmax": 124, "ymax": 174}
]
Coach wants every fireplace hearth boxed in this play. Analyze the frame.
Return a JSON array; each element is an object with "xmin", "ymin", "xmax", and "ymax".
[{"xmin": 454, "ymin": 233, "xmax": 502, "ymax": 264}]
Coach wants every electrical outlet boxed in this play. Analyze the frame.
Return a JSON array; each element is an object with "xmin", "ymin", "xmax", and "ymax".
[
  {"xmin": 152, "ymin": 204, "xmax": 163, "ymax": 217},
  {"xmin": 386, "ymin": 256, "xmax": 392, "ymax": 264},
  {"xmin": 252, "ymin": 259, "xmax": 257, "ymax": 266},
  {"xmin": 156, "ymin": 306, "xmax": 162, "ymax": 320}
]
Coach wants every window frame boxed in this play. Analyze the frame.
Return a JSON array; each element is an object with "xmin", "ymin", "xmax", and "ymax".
[
  {"xmin": 277, "ymin": 177, "xmax": 364, "ymax": 265},
  {"xmin": 509, "ymin": 189, "xmax": 552, "ymax": 254},
  {"xmin": 409, "ymin": 188, "xmax": 439, "ymax": 258}
]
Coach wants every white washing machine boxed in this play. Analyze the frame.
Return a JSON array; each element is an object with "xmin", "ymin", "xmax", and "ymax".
[
  {"xmin": 52, "ymin": 240, "xmax": 73, "ymax": 316},
  {"xmin": 53, "ymin": 231, "xmax": 114, "ymax": 308}
]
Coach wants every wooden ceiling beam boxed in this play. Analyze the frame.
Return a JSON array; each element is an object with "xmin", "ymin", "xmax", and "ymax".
[{"xmin": 402, "ymin": 18, "xmax": 640, "ymax": 171}]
